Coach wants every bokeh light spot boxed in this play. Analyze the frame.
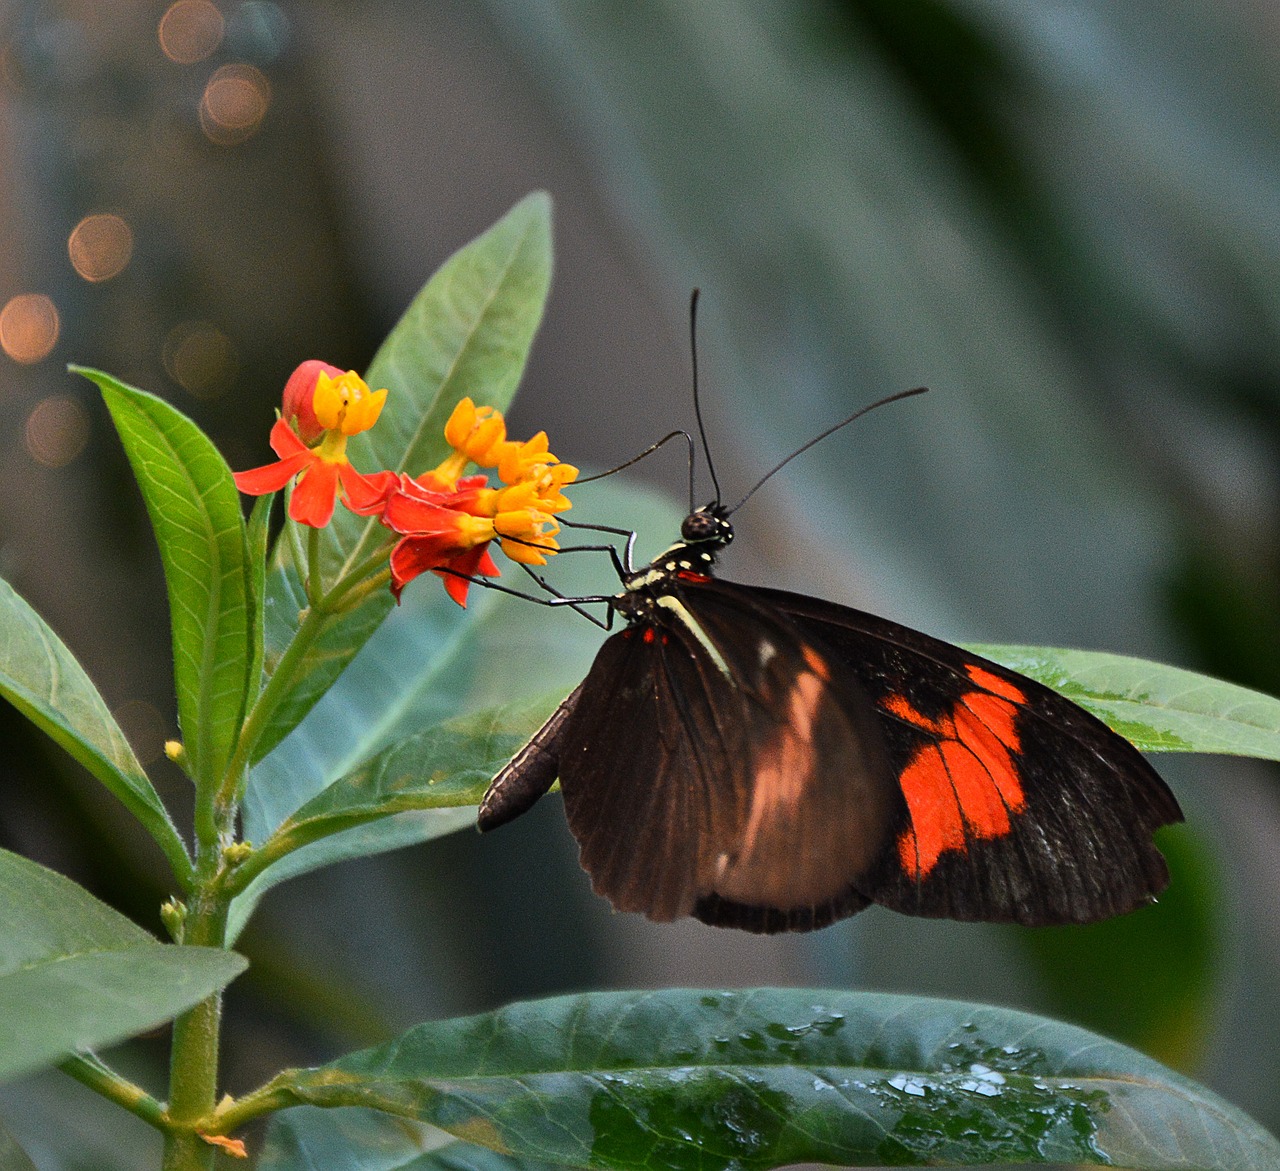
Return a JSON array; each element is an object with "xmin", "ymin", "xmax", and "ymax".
[
  {"xmin": 163, "ymin": 321, "xmax": 237, "ymax": 398},
  {"xmin": 199, "ymin": 62, "xmax": 270, "ymax": 144},
  {"xmin": 67, "ymin": 213, "xmax": 134, "ymax": 282},
  {"xmin": 112, "ymin": 700, "xmax": 168, "ymax": 765},
  {"xmin": 225, "ymin": 1, "xmax": 290, "ymax": 64},
  {"xmin": 25, "ymin": 395, "xmax": 89, "ymax": 468},
  {"xmin": 158, "ymin": 0, "xmax": 224, "ymax": 65},
  {"xmin": 0, "ymin": 294, "xmax": 59, "ymax": 363}
]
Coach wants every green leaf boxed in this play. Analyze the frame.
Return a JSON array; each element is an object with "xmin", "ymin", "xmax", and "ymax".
[
  {"xmin": 0, "ymin": 849, "xmax": 246, "ymax": 1082},
  {"xmin": 967, "ymin": 644, "xmax": 1280, "ymax": 757},
  {"xmin": 253, "ymin": 192, "xmax": 554, "ymax": 763},
  {"xmin": 261, "ymin": 1107, "xmax": 565, "ymax": 1171},
  {"xmin": 75, "ymin": 367, "xmax": 252, "ymax": 793},
  {"xmin": 226, "ymin": 703, "xmax": 550, "ymax": 941},
  {"xmin": 0, "ymin": 574, "xmax": 190, "ymax": 883},
  {"xmin": 0, "ymin": 1120, "xmax": 39, "ymax": 1171},
  {"xmin": 283, "ymin": 702, "xmax": 541, "ymax": 828},
  {"xmin": 253, "ymin": 988, "xmax": 1280, "ymax": 1169},
  {"xmin": 227, "ymin": 811, "xmax": 476, "ymax": 944},
  {"xmin": 246, "ymin": 493, "xmax": 274, "ymax": 702}
]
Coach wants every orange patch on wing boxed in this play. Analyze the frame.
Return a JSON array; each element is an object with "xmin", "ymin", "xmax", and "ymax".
[
  {"xmin": 966, "ymin": 664, "xmax": 1026, "ymax": 703},
  {"xmin": 801, "ymin": 644, "xmax": 832, "ymax": 681},
  {"xmin": 884, "ymin": 693, "xmax": 930, "ymax": 726},
  {"xmin": 743, "ymin": 668, "xmax": 825, "ymax": 852},
  {"xmin": 885, "ymin": 670, "xmax": 1028, "ymax": 879}
]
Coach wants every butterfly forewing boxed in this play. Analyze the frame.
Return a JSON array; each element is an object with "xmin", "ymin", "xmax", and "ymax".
[
  {"xmin": 756, "ymin": 585, "xmax": 1182, "ymax": 925},
  {"xmin": 555, "ymin": 576, "xmax": 901, "ymax": 931}
]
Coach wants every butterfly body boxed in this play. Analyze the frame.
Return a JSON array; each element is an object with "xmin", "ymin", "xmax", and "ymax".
[{"xmin": 480, "ymin": 504, "xmax": 1182, "ymax": 933}]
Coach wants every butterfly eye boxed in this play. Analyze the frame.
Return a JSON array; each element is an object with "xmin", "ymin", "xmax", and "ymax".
[{"xmin": 680, "ymin": 510, "xmax": 725, "ymax": 542}]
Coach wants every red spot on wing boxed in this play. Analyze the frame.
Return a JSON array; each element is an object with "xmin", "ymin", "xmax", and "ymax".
[
  {"xmin": 885, "ymin": 667, "xmax": 1029, "ymax": 879},
  {"xmin": 678, "ymin": 570, "xmax": 712, "ymax": 583},
  {"xmin": 642, "ymin": 627, "xmax": 656, "ymax": 643}
]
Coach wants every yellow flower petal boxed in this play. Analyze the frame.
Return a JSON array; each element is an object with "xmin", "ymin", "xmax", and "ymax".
[{"xmin": 311, "ymin": 370, "xmax": 388, "ymax": 437}]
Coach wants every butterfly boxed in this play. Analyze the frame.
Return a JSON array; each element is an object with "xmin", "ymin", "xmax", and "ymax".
[{"xmin": 477, "ymin": 310, "xmax": 1181, "ymax": 934}]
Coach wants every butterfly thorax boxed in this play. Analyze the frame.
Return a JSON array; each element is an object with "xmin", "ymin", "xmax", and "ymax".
[{"xmin": 614, "ymin": 505, "xmax": 733, "ymax": 621}]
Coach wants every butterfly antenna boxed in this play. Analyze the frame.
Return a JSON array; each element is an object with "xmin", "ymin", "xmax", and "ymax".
[
  {"xmin": 574, "ymin": 430, "xmax": 694, "ymax": 485},
  {"xmin": 728, "ymin": 385, "xmax": 928, "ymax": 515},
  {"xmin": 689, "ymin": 289, "xmax": 721, "ymax": 510}
]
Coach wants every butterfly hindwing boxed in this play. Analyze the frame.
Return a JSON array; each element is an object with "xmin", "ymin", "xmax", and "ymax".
[
  {"xmin": 754, "ymin": 585, "xmax": 1183, "ymax": 925},
  {"xmin": 553, "ymin": 577, "xmax": 902, "ymax": 932}
]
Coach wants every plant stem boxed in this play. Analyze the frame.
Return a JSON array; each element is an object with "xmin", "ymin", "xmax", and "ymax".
[
  {"xmin": 204, "ymin": 1071, "xmax": 302, "ymax": 1135},
  {"xmin": 215, "ymin": 603, "xmax": 329, "ymax": 812},
  {"xmin": 161, "ymin": 889, "xmax": 228, "ymax": 1171},
  {"xmin": 321, "ymin": 566, "xmax": 393, "ymax": 613},
  {"xmin": 59, "ymin": 1053, "xmax": 167, "ymax": 1131},
  {"xmin": 306, "ymin": 523, "xmax": 322, "ymax": 604}
]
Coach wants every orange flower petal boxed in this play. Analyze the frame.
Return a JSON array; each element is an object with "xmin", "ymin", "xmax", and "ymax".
[
  {"xmin": 267, "ymin": 415, "xmax": 309, "ymax": 459},
  {"xmin": 199, "ymin": 1133, "xmax": 247, "ymax": 1158},
  {"xmin": 340, "ymin": 465, "xmax": 399, "ymax": 516},
  {"xmin": 232, "ymin": 450, "xmax": 310, "ymax": 496},
  {"xmin": 289, "ymin": 459, "xmax": 341, "ymax": 527}
]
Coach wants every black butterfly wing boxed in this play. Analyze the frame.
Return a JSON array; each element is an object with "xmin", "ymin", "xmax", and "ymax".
[
  {"xmin": 550, "ymin": 579, "xmax": 903, "ymax": 932},
  {"xmin": 752, "ymin": 584, "xmax": 1183, "ymax": 926}
]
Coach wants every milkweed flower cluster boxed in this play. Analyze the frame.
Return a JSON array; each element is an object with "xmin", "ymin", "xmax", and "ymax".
[{"xmin": 234, "ymin": 361, "xmax": 577, "ymax": 605}]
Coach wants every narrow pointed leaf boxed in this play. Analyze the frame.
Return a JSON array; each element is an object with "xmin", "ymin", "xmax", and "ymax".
[
  {"xmin": 226, "ymin": 810, "xmax": 475, "ymax": 944},
  {"xmin": 256, "ymin": 988, "xmax": 1280, "ymax": 1170},
  {"xmin": 261, "ymin": 700, "xmax": 551, "ymax": 845},
  {"xmin": 0, "ymin": 850, "xmax": 246, "ymax": 1082},
  {"xmin": 969, "ymin": 645, "xmax": 1280, "ymax": 757},
  {"xmin": 252, "ymin": 192, "xmax": 554, "ymax": 762},
  {"xmin": 76, "ymin": 367, "xmax": 252, "ymax": 791},
  {"xmin": 0, "ymin": 575, "xmax": 189, "ymax": 882},
  {"xmin": 246, "ymin": 493, "xmax": 274, "ymax": 701},
  {"xmin": 227, "ymin": 703, "xmax": 554, "ymax": 941}
]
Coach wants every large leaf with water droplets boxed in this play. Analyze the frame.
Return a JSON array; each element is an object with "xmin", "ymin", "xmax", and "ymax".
[
  {"xmin": 241, "ymin": 988, "xmax": 1279, "ymax": 1169},
  {"xmin": 251, "ymin": 193, "xmax": 553, "ymax": 763},
  {"xmin": 0, "ymin": 850, "xmax": 246, "ymax": 1082},
  {"xmin": 968, "ymin": 645, "xmax": 1280, "ymax": 757}
]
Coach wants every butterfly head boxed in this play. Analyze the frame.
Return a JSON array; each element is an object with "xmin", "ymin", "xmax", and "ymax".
[{"xmin": 680, "ymin": 503, "xmax": 734, "ymax": 548}]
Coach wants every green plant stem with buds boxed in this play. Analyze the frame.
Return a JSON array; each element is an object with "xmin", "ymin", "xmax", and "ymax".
[{"xmin": 162, "ymin": 884, "xmax": 230, "ymax": 1169}]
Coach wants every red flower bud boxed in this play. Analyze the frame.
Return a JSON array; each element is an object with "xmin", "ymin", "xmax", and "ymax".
[{"xmin": 282, "ymin": 360, "xmax": 342, "ymax": 444}]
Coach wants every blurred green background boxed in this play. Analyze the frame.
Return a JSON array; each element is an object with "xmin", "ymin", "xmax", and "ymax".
[{"xmin": 1, "ymin": 1, "xmax": 1279, "ymax": 1165}]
